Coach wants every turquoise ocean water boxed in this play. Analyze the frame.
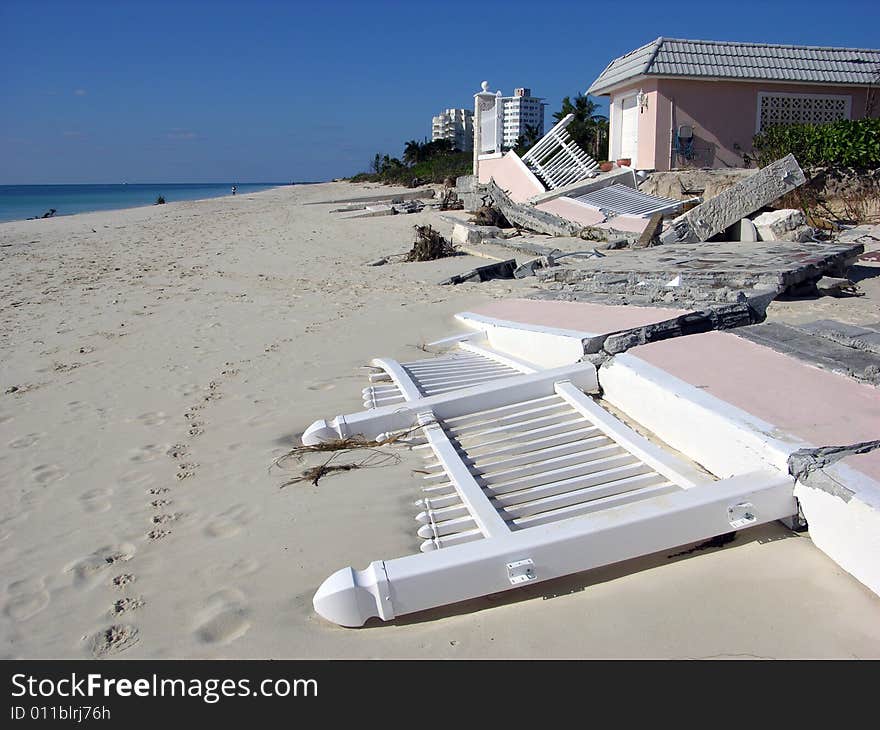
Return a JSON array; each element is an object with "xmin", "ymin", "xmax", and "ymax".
[{"xmin": 0, "ymin": 183, "xmax": 288, "ymax": 223}]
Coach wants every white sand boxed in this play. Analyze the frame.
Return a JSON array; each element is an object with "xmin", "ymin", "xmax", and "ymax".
[{"xmin": 1, "ymin": 183, "xmax": 878, "ymax": 659}]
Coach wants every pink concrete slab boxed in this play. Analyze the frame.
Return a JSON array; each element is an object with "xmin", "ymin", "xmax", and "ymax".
[
  {"xmin": 469, "ymin": 298, "xmax": 687, "ymax": 335},
  {"xmin": 478, "ymin": 152, "xmax": 544, "ymax": 203},
  {"xmin": 629, "ymin": 331, "xmax": 880, "ymax": 448},
  {"xmin": 840, "ymin": 451, "xmax": 880, "ymax": 483}
]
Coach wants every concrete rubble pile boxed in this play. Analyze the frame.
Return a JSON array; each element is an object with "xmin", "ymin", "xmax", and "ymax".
[{"xmin": 451, "ymin": 153, "xmax": 867, "ymax": 307}]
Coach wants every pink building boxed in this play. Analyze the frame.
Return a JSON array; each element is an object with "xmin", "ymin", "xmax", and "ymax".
[{"xmin": 587, "ymin": 38, "xmax": 880, "ymax": 171}]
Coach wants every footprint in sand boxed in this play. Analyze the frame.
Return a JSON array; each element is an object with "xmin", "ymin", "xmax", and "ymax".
[
  {"xmin": 151, "ymin": 513, "xmax": 180, "ymax": 525},
  {"xmin": 150, "ymin": 498, "xmax": 171, "ymax": 508},
  {"xmin": 90, "ymin": 624, "xmax": 139, "ymax": 657},
  {"xmin": 193, "ymin": 589, "xmax": 251, "ymax": 645},
  {"xmin": 147, "ymin": 529, "xmax": 171, "ymax": 540},
  {"xmin": 166, "ymin": 443, "xmax": 189, "ymax": 459},
  {"xmin": 129, "ymin": 444, "xmax": 165, "ymax": 463},
  {"xmin": 8, "ymin": 433, "xmax": 42, "ymax": 449},
  {"xmin": 65, "ymin": 544, "xmax": 136, "ymax": 589},
  {"xmin": 32, "ymin": 464, "xmax": 68, "ymax": 485},
  {"xmin": 307, "ymin": 381, "xmax": 336, "ymax": 391},
  {"xmin": 111, "ymin": 596, "xmax": 144, "ymax": 616},
  {"xmin": 3, "ymin": 577, "xmax": 50, "ymax": 621},
  {"xmin": 79, "ymin": 487, "xmax": 113, "ymax": 514},
  {"xmin": 112, "ymin": 574, "xmax": 135, "ymax": 589},
  {"xmin": 203, "ymin": 505, "xmax": 260, "ymax": 538},
  {"xmin": 176, "ymin": 463, "xmax": 198, "ymax": 480}
]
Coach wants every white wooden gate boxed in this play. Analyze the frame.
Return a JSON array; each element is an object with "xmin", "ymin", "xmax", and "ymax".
[
  {"xmin": 304, "ymin": 340, "xmax": 797, "ymax": 626},
  {"xmin": 521, "ymin": 113, "xmax": 599, "ymax": 189}
]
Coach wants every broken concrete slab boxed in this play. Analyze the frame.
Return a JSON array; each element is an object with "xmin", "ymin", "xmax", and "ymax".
[
  {"xmin": 734, "ymin": 321, "xmax": 880, "ymax": 385},
  {"xmin": 660, "ymin": 154, "xmax": 806, "ymax": 244},
  {"xmin": 797, "ymin": 320, "xmax": 880, "ymax": 354},
  {"xmin": 535, "ymin": 240, "xmax": 863, "ymax": 306},
  {"xmin": 439, "ymin": 259, "xmax": 517, "ymax": 285},
  {"xmin": 484, "ymin": 179, "xmax": 584, "ymax": 237},
  {"xmin": 307, "ymin": 189, "xmax": 435, "ymax": 205},
  {"xmin": 600, "ymin": 298, "xmax": 771, "ymax": 355},
  {"xmin": 752, "ymin": 208, "xmax": 807, "ymax": 241},
  {"xmin": 451, "ymin": 222, "xmax": 505, "ymax": 245}
]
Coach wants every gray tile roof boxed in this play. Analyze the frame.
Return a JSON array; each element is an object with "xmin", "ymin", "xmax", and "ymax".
[{"xmin": 587, "ymin": 38, "xmax": 880, "ymax": 94}]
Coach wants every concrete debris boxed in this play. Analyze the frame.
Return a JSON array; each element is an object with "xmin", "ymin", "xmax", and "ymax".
[
  {"xmin": 514, "ymin": 249, "xmax": 605, "ymax": 279},
  {"xmin": 815, "ymin": 276, "xmax": 862, "ymax": 297},
  {"xmin": 307, "ymin": 189, "xmax": 435, "ymax": 206},
  {"xmin": 789, "ymin": 440, "xmax": 880, "ymax": 500},
  {"xmin": 639, "ymin": 168, "xmax": 757, "ymax": 201},
  {"xmin": 483, "ymin": 179, "xmax": 642, "ymax": 243},
  {"xmin": 797, "ymin": 320, "xmax": 880, "ymax": 354},
  {"xmin": 439, "ymin": 259, "xmax": 517, "ymax": 285},
  {"xmin": 734, "ymin": 321, "xmax": 880, "ymax": 385},
  {"xmin": 599, "ymin": 297, "xmax": 771, "ymax": 355},
  {"xmin": 836, "ymin": 223, "xmax": 880, "ymax": 244},
  {"xmin": 345, "ymin": 200, "xmax": 426, "ymax": 218},
  {"xmin": 535, "ymin": 240, "xmax": 862, "ymax": 307},
  {"xmin": 634, "ymin": 213, "xmax": 664, "ymax": 248},
  {"xmin": 451, "ymin": 222, "xmax": 505, "ymax": 245},
  {"xmin": 660, "ymin": 154, "xmax": 806, "ymax": 244},
  {"xmin": 751, "ymin": 208, "xmax": 807, "ymax": 241}
]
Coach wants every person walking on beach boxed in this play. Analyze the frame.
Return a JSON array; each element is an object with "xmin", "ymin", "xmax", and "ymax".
[{"xmin": 231, "ymin": 185, "xmax": 237, "ymax": 195}]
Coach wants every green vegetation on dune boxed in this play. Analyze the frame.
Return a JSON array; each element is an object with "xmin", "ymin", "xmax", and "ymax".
[
  {"xmin": 350, "ymin": 139, "xmax": 471, "ymax": 186},
  {"xmin": 751, "ymin": 118, "xmax": 880, "ymax": 168}
]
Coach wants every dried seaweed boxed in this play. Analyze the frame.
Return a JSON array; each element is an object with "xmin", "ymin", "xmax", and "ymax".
[{"xmin": 405, "ymin": 225, "xmax": 457, "ymax": 262}]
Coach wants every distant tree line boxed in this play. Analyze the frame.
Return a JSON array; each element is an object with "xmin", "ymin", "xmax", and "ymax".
[{"xmin": 349, "ymin": 93, "xmax": 610, "ymax": 186}]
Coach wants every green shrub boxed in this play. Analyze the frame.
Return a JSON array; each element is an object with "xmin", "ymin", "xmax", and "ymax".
[{"xmin": 751, "ymin": 118, "xmax": 880, "ymax": 168}]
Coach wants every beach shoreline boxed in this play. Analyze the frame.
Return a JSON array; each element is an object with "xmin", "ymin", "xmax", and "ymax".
[
  {"xmin": 1, "ymin": 181, "xmax": 878, "ymax": 659},
  {"xmin": 0, "ymin": 182, "xmax": 294, "ymax": 225}
]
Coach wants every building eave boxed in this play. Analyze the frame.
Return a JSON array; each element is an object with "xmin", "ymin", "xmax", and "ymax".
[{"xmin": 590, "ymin": 73, "xmax": 878, "ymax": 97}]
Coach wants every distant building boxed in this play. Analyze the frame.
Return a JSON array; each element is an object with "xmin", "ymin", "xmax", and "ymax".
[
  {"xmin": 501, "ymin": 88, "xmax": 546, "ymax": 148},
  {"xmin": 431, "ymin": 108, "xmax": 474, "ymax": 151}
]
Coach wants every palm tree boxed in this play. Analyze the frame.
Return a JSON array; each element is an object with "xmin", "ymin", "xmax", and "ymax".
[
  {"xmin": 512, "ymin": 124, "xmax": 543, "ymax": 155},
  {"xmin": 553, "ymin": 94, "xmax": 609, "ymax": 159},
  {"xmin": 403, "ymin": 140, "xmax": 423, "ymax": 166}
]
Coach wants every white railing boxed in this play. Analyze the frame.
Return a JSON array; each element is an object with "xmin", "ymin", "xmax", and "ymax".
[{"xmin": 521, "ymin": 113, "xmax": 599, "ymax": 189}]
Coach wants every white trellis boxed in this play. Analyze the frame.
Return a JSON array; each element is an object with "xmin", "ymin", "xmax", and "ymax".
[{"xmin": 521, "ymin": 113, "xmax": 600, "ymax": 189}]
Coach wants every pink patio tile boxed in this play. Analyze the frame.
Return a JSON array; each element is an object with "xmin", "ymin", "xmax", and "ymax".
[{"xmin": 629, "ymin": 331, "xmax": 880, "ymax": 448}]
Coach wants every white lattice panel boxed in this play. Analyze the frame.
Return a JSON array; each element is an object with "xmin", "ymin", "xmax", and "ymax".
[{"xmin": 758, "ymin": 92, "xmax": 851, "ymax": 131}]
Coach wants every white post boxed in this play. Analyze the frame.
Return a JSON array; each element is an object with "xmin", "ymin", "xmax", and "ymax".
[{"xmin": 474, "ymin": 81, "xmax": 502, "ymax": 177}]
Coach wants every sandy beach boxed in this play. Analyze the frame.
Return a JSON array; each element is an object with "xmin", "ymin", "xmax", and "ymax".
[{"xmin": 1, "ymin": 182, "xmax": 879, "ymax": 659}]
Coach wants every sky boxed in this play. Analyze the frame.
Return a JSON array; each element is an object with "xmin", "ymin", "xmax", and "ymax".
[{"xmin": 1, "ymin": 0, "xmax": 878, "ymax": 184}]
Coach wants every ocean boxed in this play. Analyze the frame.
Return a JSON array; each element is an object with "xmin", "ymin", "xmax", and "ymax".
[{"xmin": 0, "ymin": 183, "xmax": 289, "ymax": 223}]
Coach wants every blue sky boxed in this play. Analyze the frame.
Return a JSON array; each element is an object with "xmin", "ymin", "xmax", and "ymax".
[{"xmin": 2, "ymin": 0, "xmax": 878, "ymax": 183}]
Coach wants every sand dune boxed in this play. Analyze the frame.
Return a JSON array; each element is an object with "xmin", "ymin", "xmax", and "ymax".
[{"xmin": 1, "ymin": 183, "xmax": 878, "ymax": 658}]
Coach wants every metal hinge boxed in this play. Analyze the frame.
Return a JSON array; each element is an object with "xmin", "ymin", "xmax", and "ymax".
[
  {"xmin": 728, "ymin": 502, "xmax": 757, "ymax": 529},
  {"xmin": 507, "ymin": 559, "xmax": 536, "ymax": 585}
]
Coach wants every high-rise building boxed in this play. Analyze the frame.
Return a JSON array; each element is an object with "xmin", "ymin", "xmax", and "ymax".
[
  {"xmin": 431, "ymin": 108, "xmax": 474, "ymax": 151},
  {"xmin": 500, "ymin": 88, "xmax": 546, "ymax": 148}
]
